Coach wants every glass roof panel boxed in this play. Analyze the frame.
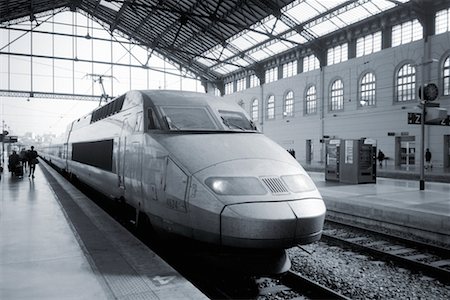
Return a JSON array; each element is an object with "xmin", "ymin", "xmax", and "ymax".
[
  {"xmin": 316, "ymin": 0, "xmax": 349, "ymax": 10},
  {"xmin": 308, "ymin": 19, "xmax": 339, "ymax": 37},
  {"xmin": 335, "ymin": 5, "xmax": 373, "ymax": 25},
  {"xmin": 265, "ymin": 40, "xmax": 291, "ymax": 55},
  {"xmin": 248, "ymin": 49, "xmax": 273, "ymax": 61},
  {"xmin": 204, "ymin": 46, "xmax": 235, "ymax": 60},
  {"xmin": 232, "ymin": 58, "xmax": 251, "ymax": 67},
  {"xmin": 99, "ymin": 0, "xmax": 122, "ymax": 12},
  {"xmin": 199, "ymin": 0, "xmax": 411, "ymax": 75},
  {"xmin": 256, "ymin": 16, "xmax": 290, "ymax": 35},
  {"xmin": 284, "ymin": 1, "xmax": 320, "ymax": 24},
  {"xmin": 212, "ymin": 64, "xmax": 240, "ymax": 75},
  {"xmin": 230, "ymin": 32, "xmax": 268, "ymax": 52},
  {"xmin": 195, "ymin": 57, "xmax": 216, "ymax": 67},
  {"xmin": 283, "ymin": 32, "xmax": 308, "ymax": 45}
]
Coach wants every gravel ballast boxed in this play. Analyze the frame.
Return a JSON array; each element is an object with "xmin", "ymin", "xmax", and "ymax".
[{"xmin": 288, "ymin": 242, "xmax": 450, "ymax": 299}]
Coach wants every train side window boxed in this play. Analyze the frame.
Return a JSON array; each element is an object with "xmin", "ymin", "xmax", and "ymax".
[{"xmin": 147, "ymin": 108, "xmax": 160, "ymax": 130}]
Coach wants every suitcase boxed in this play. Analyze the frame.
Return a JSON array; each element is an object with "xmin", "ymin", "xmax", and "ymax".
[{"xmin": 14, "ymin": 164, "xmax": 24, "ymax": 177}]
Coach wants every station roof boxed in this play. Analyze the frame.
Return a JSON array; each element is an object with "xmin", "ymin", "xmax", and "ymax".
[{"xmin": 0, "ymin": 0, "xmax": 413, "ymax": 82}]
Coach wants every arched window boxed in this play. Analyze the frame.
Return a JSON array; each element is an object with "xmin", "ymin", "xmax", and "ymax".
[
  {"xmin": 284, "ymin": 91, "xmax": 294, "ymax": 117},
  {"xmin": 330, "ymin": 79, "xmax": 344, "ymax": 111},
  {"xmin": 443, "ymin": 56, "xmax": 450, "ymax": 96},
  {"xmin": 305, "ymin": 86, "xmax": 317, "ymax": 114},
  {"xmin": 360, "ymin": 72, "xmax": 376, "ymax": 106},
  {"xmin": 251, "ymin": 99, "xmax": 259, "ymax": 121},
  {"xmin": 267, "ymin": 95, "xmax": 275, "ymax": 119},
  {"xmin": 396, "ymin": 63, "xmax": 416, "ymax": 102}
]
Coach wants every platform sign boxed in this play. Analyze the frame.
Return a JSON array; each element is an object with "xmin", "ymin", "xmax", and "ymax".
[
  {"xmin": 407, "ymin": 112, "xmax": 422, "ymax": 125},
  {"xmin": 408, "ymin": 112, "xmax": 450, "ymax": 126},
  {"xmin": 3, "ymin": 136, "xmax": 18, "ymax": 143}
]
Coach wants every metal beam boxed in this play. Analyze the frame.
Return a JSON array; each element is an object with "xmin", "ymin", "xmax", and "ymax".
[
  {"xmin": 0, "ymin": 89, "xmax": 112, "ymax": 102},
  {"xmin": 0, "ymin": 51, "xmax": 195, "ymax": 78},
  {"xmin": 110, "ymin": 0, "xmax": 133, "ymax": 32}
]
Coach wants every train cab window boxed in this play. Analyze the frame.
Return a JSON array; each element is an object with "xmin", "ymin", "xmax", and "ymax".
[
  {"xmin": 147, "ymin": 108, "xmax": 160, "ymax": 130},
  {"xmin": 219, "ymin": 110, "xmax": 256, "ymax": 131},
  {"xmin": 160, "ymin": 106, "xmax": 218, "ymax": 130}
]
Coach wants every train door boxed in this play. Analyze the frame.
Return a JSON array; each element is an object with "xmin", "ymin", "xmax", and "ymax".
[
  {"xmin": 118, "ymin": 119, "xmax": 127, "ymax": 191},
  {"xmin": 118, "ymin": 137, "xmax": 126, "ymax": 191},
  {"xmin": 123, "ymin": 114, "xmax": 144, "ymax": 209},
  {"xmin": 444, "ymin": 135, "xmax": 450, "ymax": 168}
]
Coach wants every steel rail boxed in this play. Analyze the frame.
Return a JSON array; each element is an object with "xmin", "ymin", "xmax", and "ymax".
[
  {"xmin": 322, "ymin": 221, "xmax": 450, "ymax": 284},
  {"xmin": 280, "ymin": 270, "xmax": 350, "ymax": 300}
]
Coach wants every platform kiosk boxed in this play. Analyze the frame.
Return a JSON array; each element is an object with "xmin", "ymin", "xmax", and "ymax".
[
  {"xmin": 339, "ymin": 139, "xmax": 376, "ymax": 184},
  {"xmin": 325, "ymin": 139, "xmax": 341, "ymax": 181}
]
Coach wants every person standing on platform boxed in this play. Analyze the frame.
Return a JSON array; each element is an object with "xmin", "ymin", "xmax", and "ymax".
[
  {"xmin": 377, "ymin": 150, "xmax": 385, "ymax": 168},
  {"xmin": 28, "ymin": 146, "xmax": 38, "ymax": 178},
  {"xmin": 425, "ymin": 148, "xmax": 432, "ymax": 170}
]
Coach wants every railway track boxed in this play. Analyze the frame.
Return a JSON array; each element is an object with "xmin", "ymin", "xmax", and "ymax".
[
  {"xmin": 322, "ymin": 220, "xmax": 450, "ymax": 284},
  {"xmin": 277, "ymin": 270, "xmax": 350, "ymax": 299}
]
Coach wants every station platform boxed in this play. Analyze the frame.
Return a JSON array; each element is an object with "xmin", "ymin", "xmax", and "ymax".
[
  {"xmin": 302, "ymin": 161, "xmax": 450, "ymax": 183},
  {"xmin": 0, "ymin": 162, "xmax": 207, "ymax": 299},
  {"xmin": 308, "ymin": 171, "xmax": 450, "ymax": 247}
]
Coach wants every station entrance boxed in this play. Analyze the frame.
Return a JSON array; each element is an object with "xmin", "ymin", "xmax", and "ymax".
[
  {"xmin": 395, "ymin": 136, "xmax": 416, "ymax": 167},
  {"xmin": 444, "ymin": 135, "xmax": 450, "ymax": 168}
]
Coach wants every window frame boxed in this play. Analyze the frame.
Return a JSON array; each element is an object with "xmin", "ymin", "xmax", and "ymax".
[
  {"xmin": 266, "ymin": 95, "xmax": 275, "ymax": 120},
  {"xmin": 284, "ymin": 90, "xmax": 294, "ymax": 117},
  {"xmin": 282, "ymin": 60, "xmax": 297, "ymax": 78},
  {"xmin": 359, "ymin": 72, "xmax": 376, "ymax": 107},
  {"xmin": 395, "ymin": 62, "xmax": 416, "ymax": 103},
  {"xmin": 251, "ymin": 99, "xmax": 259, "ymax": 121},
  {"xmin": 330, "ymin": 79, "xmax": 344, "ymax": 111},
  {"xmin": 305, "ymin": 85, "xmax": 317, "ymax": 115},
  {"xmin": 392, "ymin": 19, "xmax": 423, "ymax": 47},
  {"xmin": 303, "ymin": 54, "xmax": 320, "ymax": 72},
  {"xmin": 442, "ymin": 55, "xmax": 450, "ymax": 96}
]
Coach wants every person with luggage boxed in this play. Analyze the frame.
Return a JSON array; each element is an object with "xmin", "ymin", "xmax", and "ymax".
[
  {"xmin": 28, "ymin": 146, "xmax": 38, "ymax": 178},
  {"xmin": 8, "ymin": 150, "xmax": 22, "ymax": 177},
  {"xmin": 19, "ymin": 148, "xmax": 28, "ymax": 170}
]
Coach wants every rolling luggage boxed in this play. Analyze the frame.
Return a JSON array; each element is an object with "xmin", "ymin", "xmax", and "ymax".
[{"xmin": 14, "ymin": 164, "xmax": 24, "ymax": 177}]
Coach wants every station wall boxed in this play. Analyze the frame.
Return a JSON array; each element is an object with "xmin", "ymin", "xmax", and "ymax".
[{"xmin": 223, "ymin": 33, "xmax": 450, "ymax": 168}]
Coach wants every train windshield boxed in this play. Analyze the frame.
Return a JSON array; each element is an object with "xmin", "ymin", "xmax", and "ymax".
[
  {"xmin": 160, "ymin": 106, "xmax": 219, "ymax": 131},
  {"xmin": 219, "ymin": 110, "xmax": 257, "ymax": 131}
]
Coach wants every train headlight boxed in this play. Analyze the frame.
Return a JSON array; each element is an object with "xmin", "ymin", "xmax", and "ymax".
[
  {"xmin": 205, "ymin": 177, "xmax": 267, "ymax": 195},
  {"xmin": 281, "ymin": 174, "xmax": 316, "ymax": 193}
]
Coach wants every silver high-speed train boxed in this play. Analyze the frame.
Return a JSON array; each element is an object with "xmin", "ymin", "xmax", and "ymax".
[{"xmin": 41, "ymin": 90, "xmax": 326, "ymax": 273}]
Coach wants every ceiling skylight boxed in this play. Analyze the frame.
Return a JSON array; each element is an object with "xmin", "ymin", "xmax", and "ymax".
[
  {"xmin": 99, "ymin": 0, "xmax": 123, "ymax": 12},
  {"xmin": 195, "ymin": 0, "xmax": 411, "ymax": 75}
]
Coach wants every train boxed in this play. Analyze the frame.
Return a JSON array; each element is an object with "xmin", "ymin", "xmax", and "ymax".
[{"xmin": 41, "ymin": 90, "xmax": 326, "ymax": 274}]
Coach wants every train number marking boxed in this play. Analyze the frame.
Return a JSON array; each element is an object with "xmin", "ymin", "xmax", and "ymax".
[
  {"xmin": 167, "ymin": 198, "xmax": 186, "ymax": 212},
  {"xmin": 152, "ymin": 275, "xmax": 176, "ymax": 286}
]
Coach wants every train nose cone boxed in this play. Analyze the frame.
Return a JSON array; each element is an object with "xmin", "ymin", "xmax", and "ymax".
[
  {"xmin": 221, "ymin": 202, "xmax": 297, "ymax": 248},
  {"xmin": 220, "ymin": 199, "xmax": 325, "ymax": 248},
  {"xmin": 289, "ymin": 199, "xmax": 326, "ymax": 245}
]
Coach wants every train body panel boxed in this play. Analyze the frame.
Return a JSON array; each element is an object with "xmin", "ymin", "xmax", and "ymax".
[
  {"xmin": 41, "ymin": 90, "xmax": 326, "ymax": 255},
  {"xmin": 156, "ymin": 132, "xmax": 299, "ymax": 174}
]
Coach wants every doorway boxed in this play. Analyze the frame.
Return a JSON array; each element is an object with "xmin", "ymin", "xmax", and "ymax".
[
  {"xmin": 395, "ymin": 136, "xmax": 415, "ymax": 166},
  {"xmin": 444, "ymin": 135, "xmax": 450, "ymax": 168},
  {"xmin": 306, "ymin": 139, "xmax": 313, "ymax": 163}
]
